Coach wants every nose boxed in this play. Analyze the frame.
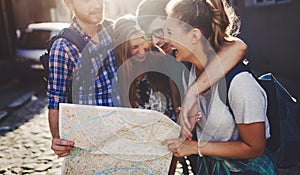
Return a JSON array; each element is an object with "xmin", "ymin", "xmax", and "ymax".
[
  {"xmin": 138, "ymin": 44, "xmax": 145, "ymax": 55},
  {"xmin": 152, "ymin": 37, "xmax": 161, "ymax": 46},
  {"xmin": 162, "ymin": 28, "xmax": 170, "ymax": 41},
  {"xmin": 163, "ymin": 37, "xmax": 170, "ymax": 43}
]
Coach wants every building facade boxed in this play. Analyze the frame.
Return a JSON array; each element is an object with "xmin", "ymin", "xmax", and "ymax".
[
  {"xmin": 230, "ymin": 0, "xmax": 300, "ymax": 99},
  {"xmin": 0, "ymin": 0, "xmax": 16, "ymax": 84}
]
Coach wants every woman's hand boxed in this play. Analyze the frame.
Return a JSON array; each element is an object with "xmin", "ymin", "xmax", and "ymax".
[
  {"xmin": 51, "ymin": 137, "xmax": 75, "ymax": 157},
  {"xmin": 162, "ymin": 138, "xmax": 198, "ymax": 157},
  {"xmin": 178, "ymin": 85, "xmax": 201, "ymax": 140}
]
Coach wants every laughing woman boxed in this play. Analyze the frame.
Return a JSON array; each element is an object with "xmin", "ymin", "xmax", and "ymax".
[
  {"xmin": 113, "ymin": 14, "xmax": 178, "ymax": 122},
  {"xmin": 162, "ymin": 0, "xmax": 278, "ymax": 174}
]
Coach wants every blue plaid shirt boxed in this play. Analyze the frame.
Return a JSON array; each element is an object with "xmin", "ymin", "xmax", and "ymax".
[{"xmin": 47, "ymin": 18, "xmax": 118, "ymax": 109}]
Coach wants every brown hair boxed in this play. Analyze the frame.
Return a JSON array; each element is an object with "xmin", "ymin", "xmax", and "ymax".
[
  {"xmin": 136, "ymin": 0, "xmax": 170, "ymax": 32},
  {"xmin": 113, "ymin": 14, "xmax": 139, "ymax": 68},
  {"xmin": 166, "ymin": 0, "xmax": 240, "ymax": 51},
  {"xmin": 113, "ymin": 15, "xmax": 138, "ymax": 107}
]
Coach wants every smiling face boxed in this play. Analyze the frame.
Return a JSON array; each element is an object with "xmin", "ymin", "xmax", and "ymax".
[
  {"xmin": 165, "ymin": 18, "xmax": 193, "ymax": 62},
  {"xmin": 165, "ymin": 17, "xmax": 209, "ymax": 71},
  {"xmin": 128, "ymin": 32, "xmax": 150, "ymax": 62},
  {"xmin": 145, "ymin": 17, "xmax": 173, "ymax": 54}
]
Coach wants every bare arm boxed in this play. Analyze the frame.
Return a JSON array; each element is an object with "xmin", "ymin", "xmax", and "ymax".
[
  {"xmin": 48, "ymin": 109, "xmax": 60, "ymax": 138},
  {"xmin": 191, "ymin": 37, "xmax": 247, "ymax": 95},
  {"xmin": 179, "ymin": 38, "xmax": 248, "ymax": 138},
  {"xmin": 168, "ymin": 78, "xmax": 181, "ymax": 120},
  {"xmin": 48, "ymin": 109, "xmax": 74, "ymax": 157},
  {"xmin": 163, "ymin": 122, "xmax": 265, "ymax": 159},
  {"xmin": 199, "ymin": 122, "xmax": 265, "ymax": 159}
]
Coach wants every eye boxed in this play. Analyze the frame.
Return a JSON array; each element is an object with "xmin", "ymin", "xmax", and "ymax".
[
  {"xmin": 152, "ymin": 29, "xmax": 164, "ymax": 38},
  {"xmin": 131, "ymin": 45, "xmax": 139, "ymax": 50},
  {"xmin": 167, "ymin": 29, "xmax": 172, "ymax": 36},
  {"xmin": 141, "ymin": 35, "xmax": 152, "ymax": 41}
]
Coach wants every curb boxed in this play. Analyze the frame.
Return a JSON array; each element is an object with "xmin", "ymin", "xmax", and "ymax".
[
  {"xmin": 0, "ymin": 110, "xmax": 8, "ymax": 120},
  {"xmin": 7, "ymin": 91, "xmax": 35, "ymax": 109}
]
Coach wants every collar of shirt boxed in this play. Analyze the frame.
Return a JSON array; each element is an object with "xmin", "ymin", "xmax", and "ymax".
[
  {"xmin": 96, "ymin": 21, "xmax": 113, "ymax": 48},
  {"xmin": 69, "ymin": 17, "xmax": 112, "ymax": 57},
  {"xmin": 69, "ymin": 17, "xmax": 92, "ymax": 42},
  {"xmin": 70, "ymin": 17, "xmax": 112, "ymax": 46},
  {"xmin": 88, "ymin": 22, "xmax": 113, "ymax": 57}
]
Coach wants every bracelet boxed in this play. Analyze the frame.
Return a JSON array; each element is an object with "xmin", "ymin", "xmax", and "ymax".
[{"xmin": 198, "ymin": 141, "xmax": 203, "ymax": 157}]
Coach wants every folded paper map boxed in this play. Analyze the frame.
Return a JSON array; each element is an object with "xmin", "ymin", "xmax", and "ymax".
[{"xmin": 59, "ymin": 103, "xmax": 181, "ymax": 174}]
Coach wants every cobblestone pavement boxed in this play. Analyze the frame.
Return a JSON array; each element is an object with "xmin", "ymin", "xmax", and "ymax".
[
  {"xmin": 0, "ymin": 95, "xmax": 63, "ymax": 175},
  {"xmin": 0, "ymin": 94, "xmax": 299, "ymax": 175}
]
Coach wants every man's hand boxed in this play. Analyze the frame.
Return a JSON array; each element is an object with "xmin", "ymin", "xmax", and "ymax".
[{"xmin": 51, "ymin": 137, "xmax": 74, "ymax": 157}]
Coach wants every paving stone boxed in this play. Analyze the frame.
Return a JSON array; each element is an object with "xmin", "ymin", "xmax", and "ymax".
[
  {"xmin": 22, "ymin": 169, "xmax": 35, "ymax": 174},
  {"xmin": 0, "ymin": 146, "xmax": 7, "ymax": 151},
  {"xmin": 0, "ymin": 168, "xmax": 7, "ymax": 174},
  {"xmin": 0, "ymin": 152, "xmax": 5, "ymax": 158},
  {"xmin": 21, "ymin": 163, "xmax": 37, "ymax": 170},
  {"xmin": 47, "ymin": 169, "xmax": 62, "ymax": 175},
  {"xmin": 34, "ymin": 164, "xmax": 52, "ymax": 172},
  {"xmin": 31, "ymin": 172, "xmax": 47, "ymax": 175},
  {"xmin": 37, "ymin": 156, "xmax": 55, "ymax": 162},
  {"xmin": 10, "ymin": 167, "xmax": 23, "ymax": 174}
]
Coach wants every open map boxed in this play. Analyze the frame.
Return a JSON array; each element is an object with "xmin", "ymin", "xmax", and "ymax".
[{"xmin": 59, "ymin": 103, "xmax": 181, "ymax": 174}]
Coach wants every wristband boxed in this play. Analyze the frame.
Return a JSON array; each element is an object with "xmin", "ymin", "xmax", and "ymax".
[{"xmin": 198, "ymin": 141, "xmax": 203, "ymax": 157}]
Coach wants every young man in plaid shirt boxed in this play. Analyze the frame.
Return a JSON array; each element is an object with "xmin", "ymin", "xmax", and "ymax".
[{"xmin": 48, "ymin": 0, "xmax": 117, "ymax": 157}]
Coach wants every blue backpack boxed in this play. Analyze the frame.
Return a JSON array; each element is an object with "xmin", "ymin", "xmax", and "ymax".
[
  {"xmin": 219, "ymin": 61, "xmax": 300, "ymax": 168},
  {"xmin": 39, "ymin": 27, "xmax": 88, "ymax": 103}
]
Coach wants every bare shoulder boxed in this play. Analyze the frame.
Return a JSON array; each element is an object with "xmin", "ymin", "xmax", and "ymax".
[
  {"xmin": 225, "ymin": 37, "xmax": 247, "ymax": 49},
  {"xmin": 219, "ymin": 37, "xmax": 248, "ymax": 57}
]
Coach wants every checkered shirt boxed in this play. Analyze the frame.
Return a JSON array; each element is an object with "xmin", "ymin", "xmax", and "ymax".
[{"xmin": 47, "ymin": 18, "xmax": 118, "ymax": 109}]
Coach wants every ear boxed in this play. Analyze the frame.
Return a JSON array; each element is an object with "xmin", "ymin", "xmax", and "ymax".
[
  {"xmin": 64, "ymin": 0, "xmax": 73, "ymax": 10},
  {"xmin": 191, "ymin": 28, "xmax": 202, "ymax": 44}
]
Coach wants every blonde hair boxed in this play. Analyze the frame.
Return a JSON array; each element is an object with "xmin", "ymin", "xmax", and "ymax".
[{"xmin": 166, "ymin": 0, "xmax": 240, "ymax": 51}]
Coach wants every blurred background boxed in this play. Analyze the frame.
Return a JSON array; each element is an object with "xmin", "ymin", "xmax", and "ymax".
[{"xmin": 0, "ymin": 0, "xmax": 299, "ymax": 122}]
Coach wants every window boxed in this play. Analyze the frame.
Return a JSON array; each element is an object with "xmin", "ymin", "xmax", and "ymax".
[
  {"xmin": 254, "ymin": 0, "xmax": 275, "ymax": 5},
  {"xmin": 17, "ymin": 30, "xmax": 52, "ymax": 49},
  {"xmin": 276, "ymin": 0, "xmax": 292, "ymax": 3},
  {"xmin": 253, "ymin": 0, "xmax": 291, "ymax": 6}
]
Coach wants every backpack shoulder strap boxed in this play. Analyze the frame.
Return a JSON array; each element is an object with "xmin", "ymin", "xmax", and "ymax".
[
  {"xmin": 46, "ymin": 27, "xmax": 88, "ymax": 54},
  {"xmin": 218, "ymin": 61, "xmax": 251, "ymax": 106},
  {"xmin": 97, "ymin": 19, "xmax": 114, "ymax": 38},
  {"xmin": 56, "ymin": 28, "xmax": 88, "ymax": 52},
  {"xmin": 43, "ymin": 28, "xmax": 88, "ymax": 103}
]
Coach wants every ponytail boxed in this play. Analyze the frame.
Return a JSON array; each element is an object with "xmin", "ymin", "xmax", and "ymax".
[
  {"xmin": 208, "ymin": 0, "xmax": 240, "ymax": 49},
  {"xmin": 166, "ymin": 0, "xmax": 240, "ymax": 51}
]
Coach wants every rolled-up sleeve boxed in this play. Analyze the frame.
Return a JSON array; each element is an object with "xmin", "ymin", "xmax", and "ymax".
[{"xmin": 47, "ymin": 39, "xmax": 76, "ymax": 109}]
